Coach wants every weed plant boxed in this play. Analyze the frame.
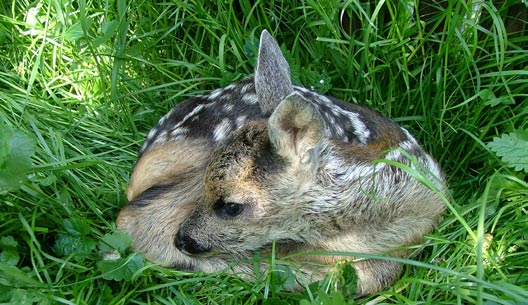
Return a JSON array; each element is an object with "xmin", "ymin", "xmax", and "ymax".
[{"xmin": 1, "ymin": 0, "xmax": 527, "ymax": 304}]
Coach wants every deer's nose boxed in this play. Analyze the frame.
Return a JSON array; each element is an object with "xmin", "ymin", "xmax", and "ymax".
[{"xmin": 174, "ymin": 230, "xmax": 212, "ymax": 255}]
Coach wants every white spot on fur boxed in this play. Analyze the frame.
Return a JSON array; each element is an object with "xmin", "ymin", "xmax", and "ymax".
[
  {"xmin": 342, "ymin": 111, "xmax": 369, "ymax": 143},
  {"xmin": 152, "ymin": 131, "xmax": 170, "ymax": 146},
  {"xmin": 170, "ymin": 127, "xmax": 189, "ymax": 139},
  {"xmin": 242, "ymin": 93, "xmax": 258, "ymax": 104},
  {"xmin": 173, "ymin": 104, "xmax": 206, "ymax": 129},
  {"xmin": 235, "ymin": 116, "xmax": 247, "ymax": 129},
  {"xmin": 241, "ymin": 83, "xmax": 253, "ymax": 94},
  {"xmin": 213, "ymin": 118, "xmax": 232, "ymax": 142},
  {"xmin": 225, "ymin": 83, "xmax": 237, "ymax": 91},
  {"xmin": 208, "ymin": 89, "xmax": 223, "ymax": 100},
  {"xmin": 317, "ymin": 95, "xmax": 370, "ymax": 144},
  {"xmin": 157, "ymin": 107, "xmax": 176, "ymax": 126},
  {"xmin": 146, "ymin": 128, "xmax": 157, "ymax": 142},
  {"xmin": 223, "ymin": 103, "xmax": 234, "ymax": 112},
  {"xmin": 158, "ymin": 115, "xmax": 168, "ymax": 126},
  {"xmin": 139, "ymin": 141, "xmax": 149, "ymax": 153}
]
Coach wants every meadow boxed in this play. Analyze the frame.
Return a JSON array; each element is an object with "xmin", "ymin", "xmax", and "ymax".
[{"xmin": 0, "ymin": 0, "xmax": 527, "ymax": 304}]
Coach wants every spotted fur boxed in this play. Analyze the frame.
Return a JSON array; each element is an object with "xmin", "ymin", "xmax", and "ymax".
[{"xmin": 117, "ymin": 30, "xmax": 446, "ymax": 296}]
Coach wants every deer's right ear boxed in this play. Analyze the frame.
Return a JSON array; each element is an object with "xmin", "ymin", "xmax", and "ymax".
[
  {"xmin": 127, "ymin": 140, "xmax": 211, "ymax": 201},
  {"xmin": 255, "ymin": 30, "xmax": 294, "ymax": 115},
  {"xmin": 268, "ymin": 93, "xmax": 325, "ymax": 165}
]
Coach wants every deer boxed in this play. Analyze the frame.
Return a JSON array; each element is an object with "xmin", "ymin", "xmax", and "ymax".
[{"xmin": 117, "ymin": 30, "xmax": 446, "ymax": 296}]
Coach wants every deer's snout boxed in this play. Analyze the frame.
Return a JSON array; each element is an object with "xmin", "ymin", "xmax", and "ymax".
[{"xmin": 175, "ymin": 230, "xmax": 212, "ymax": 255}]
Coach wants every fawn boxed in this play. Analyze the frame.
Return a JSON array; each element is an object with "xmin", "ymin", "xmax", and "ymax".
[{"xmin": 117, "ymin": 30, "xmax": 446, "ymax": 296}]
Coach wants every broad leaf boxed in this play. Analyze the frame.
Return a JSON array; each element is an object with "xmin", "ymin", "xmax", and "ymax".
[
  {"xmin": 53, "ymin": 218, "xmax": 96, "ymax": 258},
  {"xmin": 487, "ymin": 130, "xmax": 528, "ymax": 173},
  {"xmin": 0, "ymin": 236, "xmax": 19, "ymax": 266},
  {"xmin": 98, "ymin": 231, "xmax": 132, "ymax": 254},
  {"xmin": 0, "ymin": 123, "xmax": 35, "ymax": 193},
  {"xmin": 97, "ymin": 253, "xmax": 144, "ymax": 281}
]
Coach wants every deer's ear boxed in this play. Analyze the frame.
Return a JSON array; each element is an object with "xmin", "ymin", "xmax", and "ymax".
[
  {"xmin": 268, "ymin": 93, "xmax": 325, "ymax": 164},
  {"xmin": 255, "ymin": 30, "xmax": 294, "ymax": 115},
  {"xmin": 126, "ymin": 140, "xmax": 211, "ymax": 201}
]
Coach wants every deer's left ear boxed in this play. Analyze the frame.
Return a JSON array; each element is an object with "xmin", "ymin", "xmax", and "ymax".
[
  {"xmin": 268, "ymin": 93, "xmax": 325, "ymax": 164},
  {"xmin": 255, "ymin": 30, "xmax": 294, "ymax": 115}
]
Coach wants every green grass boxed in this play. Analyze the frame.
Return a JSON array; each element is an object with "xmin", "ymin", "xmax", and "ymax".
[{"xmin": 1, "ymin": 0, "xmax": 527, "ymax": 304}]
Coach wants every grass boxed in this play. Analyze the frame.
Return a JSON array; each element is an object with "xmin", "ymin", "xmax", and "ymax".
[{"xmin": 1, "ymin": 0, "xmax": 527, "ymax": 304}]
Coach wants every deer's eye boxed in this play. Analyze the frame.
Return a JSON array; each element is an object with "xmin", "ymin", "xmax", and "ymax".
[{"xmin": 214, "ymin": 198, "xmax": 245, "ymax": 217}]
